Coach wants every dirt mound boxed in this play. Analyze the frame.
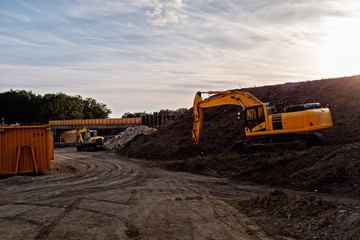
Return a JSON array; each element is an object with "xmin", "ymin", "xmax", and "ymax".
[
  {"xmin": 119, "ymin": 104, "xmax": 244, "ymax": 159},
  {"xmin": 239, "ymin": 189, "xmax": 336, "ymax": 219},
  {"xmin": 118, "ymin": 111, "xmax": 197, "ymax": 159},
  {"xmin": 286, "ymin": 143, "xmax": 360, "ymax": 195},
  {"xmin": 237, "ymin": 190, "xmax": 360, "ymax": 240},
  {"xmin": 104, "ymin": 126, "xmax": 157, "ymax": 151},
  {"xmin": 231, "ymin": 142, "xmax": 360, "ymax": 196},
  {"xmin": 119, "ymin": 75, "xmax": 360, "ymax": 197},
  {"xmin": 121, "ymin": 75, "xmax": 360, "ymax": 159}
]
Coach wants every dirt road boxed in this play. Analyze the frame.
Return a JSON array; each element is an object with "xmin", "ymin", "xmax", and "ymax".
[
  {"xmin": 1, "ymin": 148, "xmax": 359, "ymax": 240},
  {"xmin": 0, "ymin": 148, "xmax": 280, "ymax": 240}
]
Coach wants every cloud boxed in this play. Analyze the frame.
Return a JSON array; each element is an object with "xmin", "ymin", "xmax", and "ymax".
[
  {"xmin": 1, "ymin": 0, "xmax": 360, "ymax": 117},
  {"xmin": 145, "ymin": 7, "xmax": 186, "ymax": 26},
  {"xmin": 144, "ymin": 0, "xmax": 188, "ymax": 26},
  {"xmin": 65, "ymin": 1, "xmax": 138, "ymax": 18},
  {"xmin": 0, "ymin": 35, "xmax": 39, "ymax": 47},
  {"xmin": 0, "ymin": 10, "xmax": 31, "ymax": 23}
]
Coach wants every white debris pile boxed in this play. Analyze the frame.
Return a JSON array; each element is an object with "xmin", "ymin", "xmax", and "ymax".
[{"xmin": 104, "ymin": 125, "xmax": 157, "ymax": 151}]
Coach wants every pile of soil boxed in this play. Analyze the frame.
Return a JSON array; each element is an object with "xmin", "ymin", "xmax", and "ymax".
[
  {"xmin": 118, "ymin": 105, "xmax": 244, "ymax": 159},
  {"xmin": 119, "ymin": 75, "xmax": 360, "ymax": 196},
  {"xmin": 119, "ymin": 111, "xmax": 197, "ymax": 159},
  {"xmin": 211, "ymin": 142, "xmax": 360, "ymax": 197},
  {"xmin": 121, "ymin": 75, "xmax": 360, "ymax": 158},
  {"xmin": 237, "ymin": 189, "xmax": 359, "ymax": 239},
  {"xmin": 239, "ymin": 189, "xmax": 336, "ymax": 220}
]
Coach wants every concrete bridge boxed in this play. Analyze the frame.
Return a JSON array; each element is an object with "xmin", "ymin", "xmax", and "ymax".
[
  {"xmin": 49, "ymin": 118, "xmax": 141, "ymax": 130},
  {"xmin": 49, "ymin": 114, "xmax": 178, "ymax": 143}
]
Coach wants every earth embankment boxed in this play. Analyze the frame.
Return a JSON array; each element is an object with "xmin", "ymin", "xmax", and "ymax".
[{"xmin": 119, "ymin": 75, "xmax": 360, "ymax": 197}]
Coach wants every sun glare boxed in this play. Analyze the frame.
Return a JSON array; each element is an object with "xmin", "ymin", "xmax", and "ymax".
[{"xmin": 318, "ymin": 18, "xmax": 360, "ymax": 77}]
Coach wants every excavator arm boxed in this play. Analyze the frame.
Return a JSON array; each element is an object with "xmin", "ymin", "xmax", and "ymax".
[
  {"xmin": 192, "ymin": 90, "xmax": 265, "ymax": 145},
  {"xmin": 76, "ymin": 127, "xmax": 87, "ymax": 144}
]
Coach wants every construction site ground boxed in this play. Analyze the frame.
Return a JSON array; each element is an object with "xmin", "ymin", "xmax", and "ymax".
[
  {"xmin": 0, "ymin": 148, "xmax": 359, "ymax": 240},
  {"xmin": 1, "ymin": 76, "xmax": 360, "ymax": 239}
]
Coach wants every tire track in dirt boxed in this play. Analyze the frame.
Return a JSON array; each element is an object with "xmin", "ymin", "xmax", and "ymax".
[
  {"xmin": 0, "ymin": 148, "xmax": 281, "ymax": 240},
  {"xmin": 0, "ymin": 150, "xmax": 150, "ymax": 239},
  {"xmin": 3, "ymin": 151, "xmax": 147, "ymax": 203},
  {"xmin": 34, "ymin": 198, "xmax": 82, "ymax": 240}
]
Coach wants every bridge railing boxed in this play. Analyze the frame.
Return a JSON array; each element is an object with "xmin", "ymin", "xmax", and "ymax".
[{"xmin": 49, "ymin": 118, "xmax": 142, "ymax": 126}]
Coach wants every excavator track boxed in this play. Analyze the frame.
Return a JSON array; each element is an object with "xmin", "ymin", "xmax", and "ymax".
[{"xmin": 233, "ymin": 133, "xmax": 324, "ymax": 153}]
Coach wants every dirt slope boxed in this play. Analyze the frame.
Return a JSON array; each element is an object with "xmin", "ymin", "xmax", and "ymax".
[
  {"xmin": 119, "ymin": 75, "xmax": 360, "ymax": 197},
  {"xmin": 232, "ymin": 142, "xmax": 360, "ymax": 197},
  {"xmin": 247, "ymin": 76, "xmax": 360, "ymax": 145}
]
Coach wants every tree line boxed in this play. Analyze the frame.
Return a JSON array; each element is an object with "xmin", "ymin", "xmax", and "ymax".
[
  {"xmin": 0, "ymin": 90, "xmax": 112, "ymax": 124},
  {"xmin": 121, "ymin": 108, "xmax": 188, "ymax": 118}
]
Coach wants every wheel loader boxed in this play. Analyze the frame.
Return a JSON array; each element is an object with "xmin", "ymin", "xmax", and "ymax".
[
  {"xmin": 76, "ymin": 127, "xmax": 104, "ymax": 151},
  {"xmin": 192, "ymin": 90, "xmax": 333, "ymax": 152}
]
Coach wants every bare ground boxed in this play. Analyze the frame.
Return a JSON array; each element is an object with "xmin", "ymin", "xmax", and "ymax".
[{"xmin": 1, "ymin": 148, "xmax": 360, "ymax": 240}]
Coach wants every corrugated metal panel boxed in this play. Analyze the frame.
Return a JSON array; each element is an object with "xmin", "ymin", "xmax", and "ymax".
[{"xmin": 0, "ymin": 125, "xmax": 53, "ymax": 175}]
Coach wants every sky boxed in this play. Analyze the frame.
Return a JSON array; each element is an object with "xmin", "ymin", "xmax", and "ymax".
[{"xmin": 1, "ymin": 0, "xmax": 360, "ymax": 117}]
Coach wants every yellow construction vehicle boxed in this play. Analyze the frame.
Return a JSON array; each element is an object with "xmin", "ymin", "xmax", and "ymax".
[
  {"xmin": 76, "ymin": 127, "xmax": 104, "ymax": 151},
  {"xmin": 192, "ymin": 90, "xmax": 333, "ymax": 152}
]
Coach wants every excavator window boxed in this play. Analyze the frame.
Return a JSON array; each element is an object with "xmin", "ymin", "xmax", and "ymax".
[
  {"xmin": 246, "ymin": 108, "xmax": 257, "ymax": 121},
  {"xmin": 265, "ymin": 102, "xmax": 276, "ymax": 115},
  {"xmin": 246, "ymin": 106, "xmax": 264, "ymax": 121},
  {"xmin": 245, "ymin": 106, "xmax": 265, "ymax": 130},
  {"xmin": 258, "ymin": 106, "xmax": 264, "ymax": 119}
]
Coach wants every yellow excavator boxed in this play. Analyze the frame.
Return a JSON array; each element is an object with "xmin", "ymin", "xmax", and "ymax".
[
  {"xmin": 192, "ymin": 90, "xmax": 333, "ymax": 152},
  {"xmin": 76, "ymin": 127, "xmax": 104, "ymax": 151}
]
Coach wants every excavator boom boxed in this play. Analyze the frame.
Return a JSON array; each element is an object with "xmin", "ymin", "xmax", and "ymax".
[{"xmin": 192, "ymin": 90, "xmax": 264, "ymax": 145}]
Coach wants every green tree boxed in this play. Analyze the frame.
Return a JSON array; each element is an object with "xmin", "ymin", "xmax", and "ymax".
[
  {"xmin": 122, "ymin": 111, "xmax": 147, "ymax": 118},
  {"xmin": 174, "ymin": 108, "xmax": 188, "ymax": 115},
  {"xmin": 0, "ymin": 90, "xmax": 41, "ymax": 124},
  {"xmin": 40, "ymin": 93, "xmax": 84, "ymax": 121},
  {"xmin": 0, "ymin": 90, "xmax": 112, "ymax": 124},
  {"xmin": 122, "ymin": 108, "xmax": 188, "ymax": 118},
  {"xmin": 158, "ymin": 109, "xmax": 173, "ymax": 115},
  {"xmin": 158, "ymin": 108, "xmax": 188, "ymax": 115},
  {"xmin": 82, "ymin": 97, "xmax": 112, "ymax": 119}
]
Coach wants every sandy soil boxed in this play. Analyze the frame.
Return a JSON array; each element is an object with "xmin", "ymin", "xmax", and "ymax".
[{"xmin": 1, "ymin": 148, "xmax": 359, "ymax": 240}]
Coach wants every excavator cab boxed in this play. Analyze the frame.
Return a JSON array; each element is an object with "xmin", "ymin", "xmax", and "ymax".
[
  {"xmin": 244, "ymin": 102, "xmax": 278, "ymax": 132},
  {"xmin": 84, "ymin": 130, "xmax": 99, "ymax": 143},
  {"xmin": 244, "ymin": 105, "xmax": 266, "ymax": 132}
]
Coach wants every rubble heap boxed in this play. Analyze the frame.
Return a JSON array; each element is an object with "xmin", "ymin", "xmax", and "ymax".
[{"xmin": 104, "ymin": 126, "xmax": 157, "ymax": 151}]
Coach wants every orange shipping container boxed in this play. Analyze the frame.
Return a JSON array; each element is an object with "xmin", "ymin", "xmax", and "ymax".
[{"xmin": 0, "ymin": 125, "xmax": 53, "ymax": 175}]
